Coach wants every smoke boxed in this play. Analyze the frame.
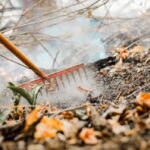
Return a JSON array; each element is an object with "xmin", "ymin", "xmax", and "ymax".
[
  {"xmin": 1, "ymin": 0, "xmax": 150, "ymax": 107},
  {"xmin": 34, "ymin": 65, "xmax": 100, "ymax": 107}
]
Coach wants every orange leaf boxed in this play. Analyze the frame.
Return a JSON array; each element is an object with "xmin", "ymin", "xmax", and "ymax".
[
  {"xmin": 34, "ymin": 116, "xmax": 64, "ymax": 140},
  {"xmin": 136, "ymin": 92, "xmax": 150, "ymax": 108},
  {"xmin": 79, "ymin": 128, "xmax": 97, "ymax": 145},
  {"xmin": 24, "ymin": 107, "xmax": 42, "ymax": 131},
  {"xmin": 116, "ymin": 48, "xmax": 129, "ymax": 59}
]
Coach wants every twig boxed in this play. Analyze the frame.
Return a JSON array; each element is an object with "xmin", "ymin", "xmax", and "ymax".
[
  {"xmin": 52, "ymin": 50, "xmax": 60, "ymax": 71},
  {"xmin": 30, "ymin": 32, "xmax": 57, "ymax": 62},
  {"xmin": 50, "ymin": 103, "xmax": 90, "ymax": 118},
  {"xmin": 12, "ymin": 0, "xmax": 109, "ymax": 30},
  {"xmin": 11, "ymin": 0, "xmax": 44, "ymax": 34},
  {"xmin": 126, "ymin": 83, "xmax": 150, "ymax": 99},
  {"xmin": 0, "ymin": 54, "xmax": 29, "ymax": 69}
]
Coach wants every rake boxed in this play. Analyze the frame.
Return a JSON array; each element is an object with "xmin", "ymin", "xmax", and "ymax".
[
  {"xmin": 0, "ymin": 33, "xmax": 117, "ymax": 104},
  {"xmin": 0, "ymin": 33, "xmax": 90, "ymax": 91}
]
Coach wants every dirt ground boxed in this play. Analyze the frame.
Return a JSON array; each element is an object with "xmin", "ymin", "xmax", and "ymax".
[{"xmin": 0, "ymin": 46, "xmax": 150, "ymax": 150}]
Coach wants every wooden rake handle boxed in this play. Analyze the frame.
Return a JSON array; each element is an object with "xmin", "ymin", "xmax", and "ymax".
[{"xmin": 0, "ymin": 33, "xmax": 47, "ymax": 79}]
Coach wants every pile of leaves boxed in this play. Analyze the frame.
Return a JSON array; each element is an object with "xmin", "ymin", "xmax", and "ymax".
[
  {"xmin": 0, "ymin": 45, "xmax": 149, "ymax": 150},
  {"xmin": 0, "ymin": 92, "xmax": 150, "ymax": 150}
]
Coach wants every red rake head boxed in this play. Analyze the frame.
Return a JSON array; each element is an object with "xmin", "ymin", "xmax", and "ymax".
[{"xmin": 19, "ymin": 64, "xmax": 86, "ymax": 90}]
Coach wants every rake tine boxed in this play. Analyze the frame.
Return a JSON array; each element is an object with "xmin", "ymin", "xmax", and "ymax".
[
  {"xmin": 82, "ymin": 66, "xmax": 88, "ymax": 80},
  {"xmin": 18, "ymin": 64, "xmax": 86, "ymax": 91},
  {"xmin": 55, "ymin": 78, "xmax": 60, "ymax": 91},
  {"xmin": 45, "ymin": 87, "xmax": 49, "ymax": 94},
  {"xmin": 65, "ymin": 74, "xmax": 71, "ymax": 85},
  {"xmin": 59, "ymin": 75, "xmax": 65, "ymax": 88},
  {"xmin": 43, "ymin": 80, "xmax": 50, "ymax": 94},
  {"xmin": 77, "ymin": 69, "xmax": 82, "ymax": 82},
  {"xmin": 71, "ymin": 72, "xmax": 76, "ymax": 83},
  {"xmin": 39, "ymin": 88, "xmax": 43, "ymax": 96}
]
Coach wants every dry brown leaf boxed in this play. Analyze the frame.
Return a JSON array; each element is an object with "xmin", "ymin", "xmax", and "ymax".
[
  {"xmin": 103, "ymin": 105, "xmax": 125, "ymax": 118},
  {"xmin": 136, "ymin": 92, "xmax": 150, "ymax": 108},
  {"xmin": 108, "ymin": 120, "xmax": 130, "ymax": 135},
  {"xmin": 60, "ymin": 111, "xmax": 74, "ymax": 120},
  {"xmin": 136, "ymin": 106, "xmax": 144, "ymax": 114},
  {"xmin": 14, "ymin": 104, "xmax": 24, "ymax": 119},
  {"xmin": 79, "ymin": 128, "xmax": 98, "ymax": 145},
  {"xmin": 63, "ymin": 119, "xmax": 79, "ymax": 139},
  {"xmin": 130, "ymin": 45, "xmax": 145, "ymax": 56},
  {"xmin": 34, "ymin": 116, "xmax": 64, "ymax": 140}
]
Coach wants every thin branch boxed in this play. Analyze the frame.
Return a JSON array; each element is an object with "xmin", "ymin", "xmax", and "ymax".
[
  {"xmin": 52, "ymin": 50, "xmax": 60, "ymax": 71},
  {"xmin": 0, "ymin": 54, "xmax": 29, "ymax": 69}
]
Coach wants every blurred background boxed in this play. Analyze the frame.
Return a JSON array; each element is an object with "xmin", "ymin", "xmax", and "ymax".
[{"xmin": 0, "ymin": 0, "xmax": 150, "ymax": 102}]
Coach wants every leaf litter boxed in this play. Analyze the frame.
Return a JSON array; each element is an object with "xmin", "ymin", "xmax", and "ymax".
[{"xmin": 0, "ymin": 46, "xmax": 150, "ymax": 150}]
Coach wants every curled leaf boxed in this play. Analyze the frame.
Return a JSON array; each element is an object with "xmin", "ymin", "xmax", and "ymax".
[
  {"xmin": 79, "ymin": 128, "xmax": 97, "ymax": 145},
  {"xmin": 8, "ymin": 82, "xmax": 32, "ymax": 105},
  {"xmin": 8, "ymin": 82, "xmax": 42, "ymax": 106},
  {"xmin": 30, "ymin": 85, "xmax": 42, "ymax": 105},
  {"xmin": 115, "ymin": 48, "xmax": 129, "ymax": 59}
]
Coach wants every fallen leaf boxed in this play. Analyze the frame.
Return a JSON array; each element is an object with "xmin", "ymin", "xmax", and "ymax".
[
  {"xmin": 60, "ymin": 111, "xmax": 74, "ymax": 120},
  {"xmin": 63, "ymin": 119, "xmax": 79, "ymax": 139},
  {"xmin": 115, "ymin": 48, "xmax": 129, "ymax": 59},
  {"xmin": 24, "ymin": 107, "xmax": 42, "ymax": 131},
  {"xmin": 79, "ymin": 128, "xmax": 98, "ymax": 145},
  {"xmin": 108, "ymin": 120, "xmax": 130, "ymax": 135},
  {"xmin": 130, "ymin": 45, "xmax": 145, "ymax": 56},
  {"xmin": 136, "ymin": 106, "xmax": 144, "ymax": 114},
  {"xmin": 136, "ymin": 92, "xmax": 150, "ymax": 108},
  {"xmin": 90, "ymin": 106, "xmax": 107, "ymax": 130},
  {"xmin": 34, "ymin": 116, "xmax": 63, "ymax": 140},
  {"xmin": 16, "ymin": 104, "xmax": 24, "ymax": 119},
  {"xmin": 103, "ymin": 105, "xmax": 125, "ymax": 118}
]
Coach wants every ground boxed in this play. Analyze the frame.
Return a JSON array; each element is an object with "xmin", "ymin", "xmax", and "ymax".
[{"xmin": 0, "ymin": 46, "xmax": 150, "ymax": 150}]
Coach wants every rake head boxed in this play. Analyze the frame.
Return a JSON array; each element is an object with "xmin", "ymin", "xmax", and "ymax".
[{"xmin": 19, "ymin": 64, "xmax": 88, "ymax": 90}]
